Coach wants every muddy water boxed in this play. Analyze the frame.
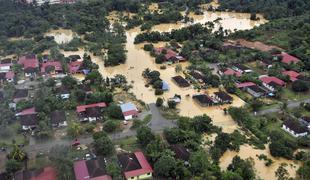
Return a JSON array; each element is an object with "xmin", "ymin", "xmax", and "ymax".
[
  {"xmin": 220, "ymin": 145, "xmax": 300, "ymax": 180},
  {"xmin": 45, "ymin": 29, "xmax": 75, "ymax": 44}
]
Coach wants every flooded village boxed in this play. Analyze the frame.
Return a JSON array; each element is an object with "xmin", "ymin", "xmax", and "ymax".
[{"xmin": 0, "ymin": 0, "xmax": 309, "ymax": 180}]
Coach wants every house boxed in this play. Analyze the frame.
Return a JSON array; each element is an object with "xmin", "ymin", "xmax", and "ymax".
[
  {"xmin": 50, "ymin": 110, "xmax": 67, "ymax": 127},
  {"xmin": 222, "ymin": 68, "xmax": 241, "ymax": 77},
  {"xmin": 260, "ymin": 59, "xmax": 273, "ymax": 68},
  {"xmin": 68, "ymin": 61, "xmax": 83, "ymax": 74},
  {"xmin": 18, "ymin": 55, "xmax": 39, "ymax": 77},
  {"xmin": 214, "ymin": 91, "xmax": 233, "ymax": 104},
  {"xmin": 0, "ymin": 58, "xmax": 14, "ymax": 72},
  {"xmin": 282, "ymin": 70, "xmax": 300, "ymax": 82},
  {"xmin": 236, "ymin": 82, "xmax": 256, "ymax": 89},
  {"xmin": 154, "ymin": 47, "xmax": 185, "ymax": 63},
  {"xmin": 76, "ymin": 102, "xmax": 107, "ymax": 122},
  {"xmin": 117, "ymin": 151, "xmax": 153, "ymax": 180},
  {"xmin": 169, "ymin": 94, "xmax": 181, "ymax": 104},
  {"xmin": 120, "ymin": 102, "xmax": 139, "ymax": 120},
  {"xmin": 247, "ymin": 85, "xmax": 267, "ymax": 98},
  {"xmin": 299, "ymin": 116, "xmax": 310, "ymax": 129},
  {"xmin": 41, "ymin": 61, "xmax": 63, "ymax": 76},
  {"xmin": 276, "ymin": 52, "xmax": 300, "ymax": 64},
  {"xmin": 0, "ymin": 71, "xmax": 15, "ymax": 83},
  {"xmin": 13, "ymin": 89, "xmax": 29, "ymax": 102},
  {"xmin": 260, "ymin": 76, "xmax": 286, "ymax": 92},
  {"xmin": 193, "ymin": 94, "xmax": 215, "ymax": 107},
  {"xmin": 172, "ymin": 76, "xmax": 190, "ymax": 88},
  {"xmin": 282, "ymin": 120, "xmax": 308, "ymax": 137},
  {"xmin": 16, "ymin": 107, "xmax": 37, "ymax": 116},
  {"xmin": 189, "ymin": 70, "xmax": 205, "ymax": 83},
  {"xmin": 20, "ymin": 114, "xmax": 38, "ymax": 130},
  {"xmin": 232, "ymin": 64, "xmax": 252, "ymax": 74},
  {"xmin": 56, "ymin": 86, "xmax": 70, "ymax": 99},
  {"xmin": 170, "ymin": 144, "xmax": 190, "ymax": 165},
  {"xmin": 14, "ymin": 166, "xmax": 57, "ymax": 180},
  {"xmin": 73, "ymin": 157, "xmax": 112, "ymax": 180}
]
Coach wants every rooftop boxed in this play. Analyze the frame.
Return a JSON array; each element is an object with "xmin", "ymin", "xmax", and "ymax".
[
  {"xmin": 236, "ymin": 82, "xmax": 256, "ymax": 88},
  {"xmin": 214, "ymin": 91, "xmax": 233, "ymax": 101},
  {"xmin": 260, "ymin": 76, "xmax": 285, "ymax": 86},
  {"xmin": 170, "ymin": 144, "xmax": 190, "ymax": 162},
  {"xmin": 76, "ymin": 102, "xmax": 107, "ymax": 113},
  {"xmin": 20, "ymin": 114, "xmax": 38, "ymax": 126},
  {"xmin": 50, "ymin": 110, "xmax": 66, "ymax": 124},
  {"xmin": 283, "ymin": 120, "xmax": 308, "ymax": 134},
  {"xmin": 74, "ymin": 157, "xmax": 112, "ymax": 180},
  {"xmin": 279, "ymin": 52, "xmax": 300, "ymax": 64},
  {"xmin": 172, "ymin": 76, "xmax": 190, "ymax": 87},
  {"xmin": 14, "ymin": 89, "xmax": 29, "ymax": 99},
  {"xmin": 193, "ymin": 94, "xmax": 214, "ymax": 105},
  {"xmin": 14, "ymin": 167, "xmax": 57, "ymax": 180}
]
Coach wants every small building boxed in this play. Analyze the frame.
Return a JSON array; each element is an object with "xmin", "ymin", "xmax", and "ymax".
[
  {"xmin": 246, "ymin": 85, "xmax": 267, "ymax": 98},
  {"xmin": 260, "ymin": 76, "xmax": 286, "ymax": 92},
  {"xmin": 50, "ymin": 110, "xmax": 67, "ymax": 127},
  {"xmin": 18, "ymin": 54, "xmax": 39, "ymax": 77},
  {"xmin": 161, "ymin": 81, "xmax": 169, "ymax": 91},
  {"xmin": 56, "ymin": 86, "xmax": 70, "ymax": 99},
  {"xmin": 76, "ymin": 102, "xmax": 107, "ymax": 122},
  {"xmin": 276, "ymin": 52, "xmax": 300, "ymax": 64},
  {"xmin": 117, "ymin": 151, "xmax": 153, "ymax": 180},
  {"xmin": 189, "ymin": 70, "xmax": 205, "ymax": 83},
  {"xmin": 172, "ymin": 76, "xmax": 190, "ymax": 88},
  {"xmin": 16, "ymin": 107, "xmax": 37, "ymax": 116},
  {"xmin": 282, "ymin": 120, "xmax": 308, "ymax": 137},
  {"xmin": 236, "ymin": 82, "xmax": 256, "ymax": 89},
  {"xmin": 0, "ymin": 58, "xmax": 14, "ymax": 73},
  {"xmin": 169, "ymin": 94, "xmax": 181, "ymax": 104},
  {"xmin": 282, "ymin": 70, "xmax": 300, "ymax": 82},
  {"xmin": 222, "ymin": 68, "xmax": 241, "ymax": 77},
  {"xmin": 73, "ymin": 157, "xmax": 112, "ymax": 180},
  {"xmin": 299, "ymin": 116, "xmax": 310, "ymax": 129},
  {"xmin": 214, "ymin": 91, "xmax": 233, "ymax": 104},
  {"xmin": 0, "ymin": 71, "xmax": 15, "ymax": 83},
  {"xmin": 232, "ymin": 64, "xmax": 252, "ymax": 74},
  {"xmin": 170, "ymin": 144, "xmax": 190, "ymax": 165},
  {"xmin": 13, "ymin": 89, "xmax": 29, "ymax": 103},
  {"xmin": 120, "ymin": 102, "xmax": 139, "ymax": 120},
  {"xmin": 193, "ymin": 94, "xmax": 215, "ymax": 107},
  {"xmin": 41, "ymin": 61, "xmax": 63, "ymax": 76},
  {"xmin": 14, "ymin": 166, "xmax": 57, "ymax": 180},
  {"xmin": 68, "ymin": 61, "xmax": 83, "ymax": 74},
  {"xmin": 20, "ymin": 114, "xmax": 38, "ymax": 130}
]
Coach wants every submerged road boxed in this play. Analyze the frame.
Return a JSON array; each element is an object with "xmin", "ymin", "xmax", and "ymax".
[{"xmin": 25, "ymin": 104, "xmax": 176, "ymax": 154}]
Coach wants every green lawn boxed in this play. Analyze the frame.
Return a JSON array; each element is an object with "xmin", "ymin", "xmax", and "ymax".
[
  {"xmin": 281, "ymin": 89, "xmax": 310, "ymax": 101},
  {"xmin": 114, "ymin": 136, "xmax": 139, "ymax": 152},
  {"xmin": 0, "ymin": 123, "xmax": 27, "ymax": 145}
]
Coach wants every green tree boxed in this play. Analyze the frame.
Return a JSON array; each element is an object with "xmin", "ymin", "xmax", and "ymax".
[
  {"xmin": 156, "ymin": 97, "xmax": 163, "ymax": 107},
  {"xmin": 189, "ymin": 150, "xmax": 211, "ymax": 176},
  {"xmin": 154, "ymin": 154, "xmax": 177, "ymax": 177},
  {"xmin": 136, "ymin": 126, "xmax": 155, "ymax": 147},
  {"xmin": 275, "ymin": 163, "xmax": 290, "ymax": 180},
  {"xmin": 106, "ymin": 104, "xmax": 123, "ymax": 119},
  {"xmin": 93, "ymin": 132, "xmax": 113, "ymax": 156},
  {"xmin": 67, "ymin": 122, "xmax": 83, "ymax": 138},
  {"xmin": 5, "ymin": 159, "xmax": 22, "ymax": 175}
]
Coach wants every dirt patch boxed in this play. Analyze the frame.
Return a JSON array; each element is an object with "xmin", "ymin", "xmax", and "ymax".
[{"xmin": 226, "ymin": 39, "xmax": 284, "ymax": 52}]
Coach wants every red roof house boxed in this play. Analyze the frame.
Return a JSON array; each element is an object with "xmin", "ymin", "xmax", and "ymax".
[
  {"xmin": 278, "ymin": 52, "xmax": 300, "ymax": 64},
  {"xmin": 223, "ymin": 68, "xmax": 241, "ymax": 77},
  {"xmin": 282, "ymin": 70, "xmax": 300, "ymax": 82},
  {"xmin": 14, "ymin": 167, "xmax": 57, "ymax": 180},
  {"xmin": 117, "ymin": 151, "xmax": 153, "ymax": 180},
  {"xmin": 41, "ymin": 61, "xmax": 63, "ymax": 75},
  {"xmin": 236, "ymin": 82, "xmax": 256, "ymax": 88},
  {"xmin": 260, "ymin": 76, "xmax": 286, "ymax": 86},
  {"xmin": 16, "ymin": 107, "xmax": 37, "ymax": 116},
  {"xmin": 154, "ymin": 47, "xmax": 185, "ymax": 62},
  {"xmin": 18, "ymin": 55, "xmax": 39, "ymax": 69},
  {"xmin": 5, "ymin": 71, "xmax": 15, "ymax": 80},
  {"xmin": 68, "ymin": 61, "xmax": 83, "ymax": 74},
  {"xmin": 76, "ymin": 102, "xmax": 107, "ymax": 113}
]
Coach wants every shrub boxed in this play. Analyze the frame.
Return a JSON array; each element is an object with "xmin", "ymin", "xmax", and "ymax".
[
  {"xmin": 155, "ymin": 89, "xmax": 164, "ymax": 95},
  {"xmin": 156, "ymin": 98, "xmax": 164, "ymax": 107}
]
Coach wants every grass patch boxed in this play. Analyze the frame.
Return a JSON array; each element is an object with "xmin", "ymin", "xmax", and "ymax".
[
  {"xmin": 0, "ymin": 123, "xmax": 27, "ymax": 145},
  {"xmin": 281, "ymin": 89, "xmax": 310, "ymax": 101},
  {"xmin": 160, "ymin": 107, "xmax": 179, "ymax": 120},
  {"xmin": 114, "ymin": 136, "xmax": 138, "ymax": 152}
]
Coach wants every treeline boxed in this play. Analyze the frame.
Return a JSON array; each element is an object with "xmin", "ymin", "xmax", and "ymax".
[{"xmin": 218, "ymin": 0, "xmax": 310, "ymax": 19}]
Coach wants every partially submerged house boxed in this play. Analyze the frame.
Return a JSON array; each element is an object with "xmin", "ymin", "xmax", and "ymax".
[
  {"xmin": 41, "ymin": 61, "xmax": 63, "ymax": 76},
  {"xmin": 214, "ymin": 91, "xmax": 233, "ymax": 104},
  {"xmin": 18, "ymin": 54, "xmax": 39, "ymax": 77},
  {"xmin": 120, "ymin": 102, "xmax": 139, "ymax": 120},
  {"xmin": 50, "ymin": 110, "xmax": 67, "ymax": 127},
  {"xmin": 73, "ymin": 157, "xmax": 112, "ymax": 180},
  {"xmin": 68, "ymin": 61, "xmax": 83, "ymax": 74},
  {"xmin": 154, "ymin": 47, "xmax": 185, "ymax": 63},
  {"xmin": 172, "ymin": 76, "xmax": 190, "ymax": 88},
  {"xmin": 282, "ymin": 119, "xmax": 308, "ymax": 137},
  {"xmin": 117, "ymin": 151, "xmax": 153, "ymax": 180},
  {"xmin": 14, "ymin": 166, "xmax": 57, "ymax": 180},
  {"xmin": 193, "ymin": 94, "xmax": 215, "ymax": 107},
  {"xmin": 161, "ymin": 81, "xmax": 169, "ymax": 91},
  {"xmin": 76, "ymin": 102, "xmax": 107, "ymax": 122},
  {"xmin": 260, "ymin": 76, "xmax": 286, "ymax": 92},
  {"xmin": 189, "ymin": 70, "xmax": 205, "ymax": 83}
]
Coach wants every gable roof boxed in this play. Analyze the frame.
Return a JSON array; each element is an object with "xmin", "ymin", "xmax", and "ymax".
[
  {"xmin": 118, "ymin": 151, "xmax": 153, "ymax": 179},
  {"xmin": 68, "ymin": 61, "xmax": 83, "ymax": 74},
  {"xmin": 260, "ymin": 76, "xmax": 285, "ymax": 86},
  {"xmin": 76, "ymin": 102, "xmax": 107, "ymax": 113},
  {"xmin": 279, "ymin": 52, "xmax": 300, "ymax": 64},
  {"xmin": 193, "ymin": 94, "xmax": 215, "ymax": 105},
  {"xmin": 18, "ymin": 55, "xmax": 39, "ymax": 69},
  {"xmin": 120, "ymin": 103, "xmax": 138, "ymax": 116},
  {"xmin": 17, "ymin": 107, "xmax": 37, "ymax": 116},
  {"xmin": 236, "ymin": 82, "xmax": 256, "ymax": 88},
  {"xmin": 248, "ymin": 85, "xmax": 266, "ymax": 94},
  {"xmin": 20, "ymin": 114, "xmax": 38, "ymax": 126},
  {"xmin": 85, "ymin": 107, "xmax": 102, "ymax": 117},
  {"xmin": 301, "ymin": 116, "xmax": 310, "ymax": 123},
  {"xmin": 282, "ymin": 70, "xmax": 300, "ymax": 82},
  {"xmin": 214, "ymin": 91, "xmax": 233, "ymax": 101},
  {"xmin": 50, "ymin": 110, "xmax": 66, "ymax": 124},
  {"xmin": 172, "ymin": 76, "xmax": 190, "ymax": 87},
  {"xmin": 223, "ymin": 68, "xmax": 241, "ymax": 77},
  {"xmin": 170, "ymin": 144, "xmax": 190, "ymax": 161},
  {"xmin": 283, "ymin": 120, "xmax": 308, "ymax": 134},
  {"xmin": 14, "ymin": 89, "xmax": 29, "ymax": 99},
  {"xmin": 14, "ymin": 167, "xmax": 57, "ymax": 180},
  {"xmin": 154, "ymin": 47, "xmax": 178, "ymax": 60},
  {"xmin": 41, "ymin": 61, "xmax": 62, "ymax": 74}
]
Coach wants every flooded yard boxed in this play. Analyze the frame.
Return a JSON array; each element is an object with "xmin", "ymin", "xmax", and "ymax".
[
  {"xmin": 219, "ymin": 145, "xmax": 300, "ymax": 180},
  {"xmin": 45, "ymin": 29, "xmax": 75, "ymax": 44}
]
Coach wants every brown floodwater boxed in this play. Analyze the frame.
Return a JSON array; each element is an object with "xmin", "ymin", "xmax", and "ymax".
[
  {"xmin": 219, "ymin": 144, "xmax": 300, "ymax": 180},
  {"xmin": 45, "ymin": 29, "xmax": 75, "ymax": 44}
]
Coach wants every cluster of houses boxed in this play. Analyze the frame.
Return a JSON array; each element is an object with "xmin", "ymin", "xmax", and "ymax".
[
  {"xmin": 282, "ymin": 117, "xmax": 309, "ymax": 138},
  {"xmin": 9, "ymin": 143, "xmax": 191, "ymax": 180},
  {"xmin": 153, "ymin": 47, "xmax": 186, "ymax": 64},
  {"xmin": 220, "ymin": 52, "xmax": 305, "ymax": 98}
]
